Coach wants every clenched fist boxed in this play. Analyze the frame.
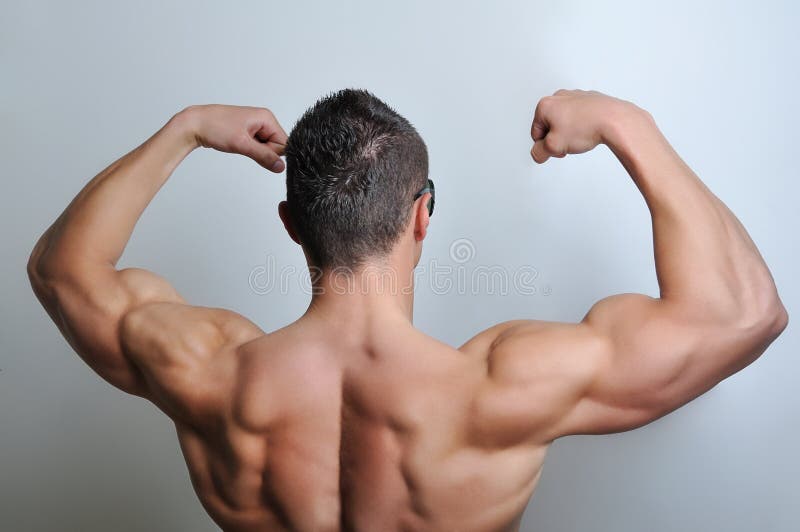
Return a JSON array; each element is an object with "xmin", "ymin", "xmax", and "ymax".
[
  {"xmin": 183, "ymin": 104, "xmax": 289, "ymax": 172},
  {"xmin": 530, "ymin": 89, "xmax": 642, "ymax": 164}
]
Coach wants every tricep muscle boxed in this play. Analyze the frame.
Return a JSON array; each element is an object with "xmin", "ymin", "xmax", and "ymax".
[
  {"xmin": 484, "ymin": 292, "xmax": 778, "ymax": 442},
  {"xmin": 119, "ymin": 301, "xmax": 254, "ymax": 424},
  {"xmin": 30, "ymin": 259, "xmax": 257, "ymax": 425},
  {"xmin": 29, "ymin": 262, "xmax": 183, "ymax": 395}
]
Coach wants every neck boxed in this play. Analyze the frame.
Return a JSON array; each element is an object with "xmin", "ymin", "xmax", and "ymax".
[{"xmin": 304, "ymin": 258, "xmax": 417, "ymax": 325}]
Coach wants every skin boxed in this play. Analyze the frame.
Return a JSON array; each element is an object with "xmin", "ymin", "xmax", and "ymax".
[{"xmin": 28, "ymin": 91, "xmax": 788, "ymax": 531}]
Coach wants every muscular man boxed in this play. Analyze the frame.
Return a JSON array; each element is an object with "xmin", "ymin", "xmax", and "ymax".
[{"xmin": 28, "ymin": 89, "xmax": 787, "ymax": 531}]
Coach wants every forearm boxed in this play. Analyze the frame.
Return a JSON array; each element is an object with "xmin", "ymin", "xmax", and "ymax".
[
  {"xmin": 31, "ymin": 110, "xmax": 198, "ymax": 276},
  {"xmin": 602, "ymin": 106, "xmax": 785, "ymax": 325}
]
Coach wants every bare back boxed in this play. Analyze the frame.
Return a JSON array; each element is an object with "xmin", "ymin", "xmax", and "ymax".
[{"xmin": 176, "ymin": 317, "xmax": 547, "ymax": 532}]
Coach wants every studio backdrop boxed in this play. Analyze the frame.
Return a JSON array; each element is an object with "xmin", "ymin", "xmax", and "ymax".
[{"xmin": 1, "ymin": 1, "xmax": 797, "ymax": 531}]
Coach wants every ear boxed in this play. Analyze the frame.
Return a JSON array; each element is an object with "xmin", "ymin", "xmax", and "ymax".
[
  {"xmin": 278, "ymin": 201, "xmax": 301, "ymax": 245},
  {"xmin": 412, "ymin": 193, "xmax": 431, "ymax": 242}
]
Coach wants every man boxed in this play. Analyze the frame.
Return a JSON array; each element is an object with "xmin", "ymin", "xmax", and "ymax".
[{"xmin": 28, "ymin": 89, "xmax": 787, "ymax": 532}]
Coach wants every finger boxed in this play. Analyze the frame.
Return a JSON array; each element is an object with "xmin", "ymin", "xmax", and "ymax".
[
  {"xmin": 532, "ymin": 121, "xmax": 548, "ymax": 142},
  {"xmin": 544, "ymin": 134, "xmax": 566, "ymax": 158},
  {"xmin": 531, "ymin": 140, "xmax": 550, "ymax": 164},
  {"xmin": 266, "ymin": 140, "xmax": 285, "ymax": 157},
  {"xmin": 531, "ymin": 100, "xmax": 549, "ymax": 141},
  {"xmin": 255, "ymin": 124, "xmax": 288, "ymax": 147},
  {"xmin": 255, "ymin": 113, "xmax": 289, "ymax": 146},
  {"xmin": 270, "ymin": 158, "xmax": 285, "ymax": 172},
  {"xmin": 243, "ymin": 139, "xmax": 285, "ymax": 172}
]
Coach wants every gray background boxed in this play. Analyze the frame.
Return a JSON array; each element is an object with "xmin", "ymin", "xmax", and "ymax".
[{"xmin": 1, "ymin": 1, "xmax": 798, "ymax": 530}]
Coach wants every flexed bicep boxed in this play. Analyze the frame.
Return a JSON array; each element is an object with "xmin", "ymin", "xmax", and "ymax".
[
  {"xmin": 484, "ymin": 293, "xmax": 781, "ymax": 443},
  {"xmin": 473, "ymin": 295, "xmax": 740, "ymax": 444}
]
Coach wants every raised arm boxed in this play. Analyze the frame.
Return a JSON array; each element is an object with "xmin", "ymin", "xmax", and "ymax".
[
  {"xmin": 27, "ymin": 105, "xmax": 285, "ymax": 416},
  {"xmin": 472, "ymin": 90, "xmax": 787, "ymax": 441}
]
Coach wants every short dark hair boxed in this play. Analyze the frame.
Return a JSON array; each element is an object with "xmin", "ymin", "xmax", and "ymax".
[{"xmin": 285, "ymin": 89, "xmax": 428, "ymax": 269}]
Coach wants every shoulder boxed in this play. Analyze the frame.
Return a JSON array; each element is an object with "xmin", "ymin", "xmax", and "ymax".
[
  {"xmin": 225, "ymin": 325, "xmax": 335, "ymax": 430},
  {"xmin": 119, "ymin": 302, "xmax": 264, "ymax": 426},
  {"xmin": 120, "ymin": 303, "xmax": 262, "ymax": 362},
  {"xmin": 460, "ymin": 320, "xmax": 607, "ymax": 378},
  {"xmin": 458, "ymin": 320, "xmax": 533, "ymax": 364},
  {"xmin": 462, "ymin": 319, "xmax": 610, "ymax": 444}
]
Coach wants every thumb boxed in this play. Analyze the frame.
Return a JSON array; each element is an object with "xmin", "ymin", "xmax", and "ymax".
[
  {"xmin": 270, "ymin": 158, "xmax": 286, "ymax": 173},
  {"xmin": 531, "ymin": 140, "xmax": 551, "ymax": 164}
]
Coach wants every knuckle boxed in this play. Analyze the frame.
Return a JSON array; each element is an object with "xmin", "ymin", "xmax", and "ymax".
[
  {"xmin": 234, "ymin": 134, "xmax": 253, "ymax": 153},
  {"xmin": 260, "ymin": 109, "xmax": 277, "ymax": 124},
  {"xmin": 544, "ymin": 135, "xmax": 563, "ymax": 154}
]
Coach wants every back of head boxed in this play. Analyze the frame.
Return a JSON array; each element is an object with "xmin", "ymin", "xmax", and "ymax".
[{"xmin": 285, "ymin": 89, "xmax": 428, "ymax": 270}]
